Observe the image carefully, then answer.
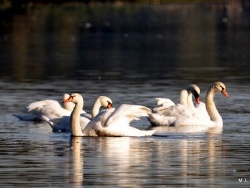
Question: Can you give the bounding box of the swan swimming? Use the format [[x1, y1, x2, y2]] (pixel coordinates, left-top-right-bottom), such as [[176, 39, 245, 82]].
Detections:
[[64, 93, 155, 137], [153, 84, 201, 117], [13, 94, 85, 122], [148, 82, 229, 132], [42, 95, 112, 132]]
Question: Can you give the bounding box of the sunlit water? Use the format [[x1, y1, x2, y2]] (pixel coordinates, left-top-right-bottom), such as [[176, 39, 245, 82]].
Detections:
[[1, 2, 250, 187]]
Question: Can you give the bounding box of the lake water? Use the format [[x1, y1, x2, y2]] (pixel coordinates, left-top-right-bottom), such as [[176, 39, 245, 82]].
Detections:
[[1, 2, 250, 187]]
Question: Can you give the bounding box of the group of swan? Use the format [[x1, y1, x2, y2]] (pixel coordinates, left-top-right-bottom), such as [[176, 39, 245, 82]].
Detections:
[[64, 93, 155, 137], [14, 81, 229, 136], [148, 82, 229, 132]]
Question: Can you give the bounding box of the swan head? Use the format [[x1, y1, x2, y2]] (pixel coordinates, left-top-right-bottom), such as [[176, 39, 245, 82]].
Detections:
[[98, 96, 113, 108], [212, 82, 229, 98], [64, 93, 83, 104], [187, 84, 200, 104], [63, 93, 70, 101]]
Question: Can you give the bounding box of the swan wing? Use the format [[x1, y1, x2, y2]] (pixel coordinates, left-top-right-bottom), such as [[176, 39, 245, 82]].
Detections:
[[39, 104, 71, 120], [105, 104, 151, 127], [156, 98, 175, 107], [153, 98, 175, 114], [148, 113, 176, 126], [27, 100, 60, 113], [83, 105, 154, 137]]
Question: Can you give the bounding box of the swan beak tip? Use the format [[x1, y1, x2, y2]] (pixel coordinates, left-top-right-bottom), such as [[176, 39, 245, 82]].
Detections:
[[195, 97, 200, 104], [64, 98, 72, 103], [107, 103, 112, 109], [222, 90, 229, 98]]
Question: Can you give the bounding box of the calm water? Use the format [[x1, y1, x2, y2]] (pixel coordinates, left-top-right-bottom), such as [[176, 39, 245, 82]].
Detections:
[[1, 2, 250, 187]]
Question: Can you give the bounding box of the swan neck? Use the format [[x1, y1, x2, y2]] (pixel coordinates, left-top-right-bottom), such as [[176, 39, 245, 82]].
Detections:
[[187, 93, 194, 108], [63, 102, 74, 112], [92, 98, 101, 117], [70, 100, 84, 136], [205, 88, 223, 126], [180, 90, 188, 106]]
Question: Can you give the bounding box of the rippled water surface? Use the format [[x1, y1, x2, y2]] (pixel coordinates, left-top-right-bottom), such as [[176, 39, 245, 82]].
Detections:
[[1, 2, 250, 187]]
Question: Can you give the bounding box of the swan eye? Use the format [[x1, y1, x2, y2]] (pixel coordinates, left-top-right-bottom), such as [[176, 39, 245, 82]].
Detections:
[[220, 86, 224, 91], [193, 91, 199, 98]]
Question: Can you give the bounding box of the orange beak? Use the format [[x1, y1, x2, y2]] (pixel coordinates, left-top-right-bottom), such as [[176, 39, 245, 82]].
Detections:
[[195, 97, 200, 104], [221, 90, 229, 98], [63, 96, 74, 103], [107, 103, 112, 109]]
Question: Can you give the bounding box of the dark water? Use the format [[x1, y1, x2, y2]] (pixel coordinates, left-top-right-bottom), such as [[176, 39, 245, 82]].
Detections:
[[0, 2, 250, 187]]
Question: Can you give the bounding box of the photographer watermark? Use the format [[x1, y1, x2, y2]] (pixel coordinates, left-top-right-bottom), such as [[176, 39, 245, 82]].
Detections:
[[238, 178, 248, 183]]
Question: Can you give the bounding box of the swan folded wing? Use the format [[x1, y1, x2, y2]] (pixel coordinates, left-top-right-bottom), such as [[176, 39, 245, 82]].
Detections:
[[148, 113, 176, 126], [153, 98, 175, 114], [166, 104, 194, 118], [194, 102, 210, 120], [27, 100, 60, 113], [104, 104, 151, 127], [156, 98, 175, 107], [153, 106, 171, 115], [87, 115, 155, 137], [39, 104, 70, 119], [82, 106, 155, 137]]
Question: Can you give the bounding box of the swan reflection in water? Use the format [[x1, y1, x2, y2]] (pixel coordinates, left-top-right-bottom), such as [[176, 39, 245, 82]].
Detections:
[[68, 134, 224, 187], [69, 137, 84, 186]]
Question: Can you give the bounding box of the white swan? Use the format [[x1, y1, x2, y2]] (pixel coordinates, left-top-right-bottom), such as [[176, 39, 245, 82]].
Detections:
[[64, 93, 155, 137], [13, 94, 85, 122], [148, 82, 229, 131], [153, 84, 201, 115], [42, 95, 113, 132]]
